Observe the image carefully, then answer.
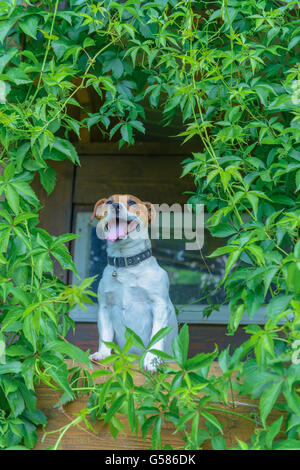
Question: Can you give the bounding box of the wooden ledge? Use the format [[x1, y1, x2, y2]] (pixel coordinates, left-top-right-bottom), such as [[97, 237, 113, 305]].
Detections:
[[34, 360, 280, 450]]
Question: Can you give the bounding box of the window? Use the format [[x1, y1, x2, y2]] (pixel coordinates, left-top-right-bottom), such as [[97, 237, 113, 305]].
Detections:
[[71, 210, 267, 324]]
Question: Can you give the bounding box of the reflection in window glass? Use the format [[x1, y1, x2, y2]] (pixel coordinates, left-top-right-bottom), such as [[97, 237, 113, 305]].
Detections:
[[87, 223, 226, 307]]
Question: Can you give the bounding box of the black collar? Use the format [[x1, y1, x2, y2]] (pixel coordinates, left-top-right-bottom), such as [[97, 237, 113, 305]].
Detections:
[[107, 248, 152, 268]]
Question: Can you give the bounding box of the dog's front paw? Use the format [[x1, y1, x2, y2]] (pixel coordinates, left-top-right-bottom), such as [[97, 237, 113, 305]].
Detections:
[[144, 352, 162, 372], [89, 348, 111, 362]]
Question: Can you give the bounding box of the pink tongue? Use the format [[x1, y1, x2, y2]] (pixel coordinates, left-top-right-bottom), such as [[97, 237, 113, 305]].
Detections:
[[105, 220, 128, 242]]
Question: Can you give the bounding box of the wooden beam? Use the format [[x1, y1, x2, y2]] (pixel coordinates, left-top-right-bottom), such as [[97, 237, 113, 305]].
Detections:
[[75, 141, 200, 156], [73, 154, 195, 206]]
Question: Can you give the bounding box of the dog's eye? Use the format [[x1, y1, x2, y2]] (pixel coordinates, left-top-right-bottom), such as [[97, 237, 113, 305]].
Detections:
[[128, 200, 137, 206], [106, 200, 113, 205]]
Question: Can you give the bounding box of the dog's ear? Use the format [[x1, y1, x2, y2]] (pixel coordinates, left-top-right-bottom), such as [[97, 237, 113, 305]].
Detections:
[[144, 202, 156, 226], [90, 198, 107, 221]]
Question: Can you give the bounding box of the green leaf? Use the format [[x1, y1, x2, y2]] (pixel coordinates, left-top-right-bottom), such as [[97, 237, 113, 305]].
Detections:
[[141, 415, 158, 440], [259, 381, 283, 427], [185, 349, 217, 371], [210, 224, 237, 237], [273, 439, 300, 450], [51, 244, 77, 272], [6, 390, 25, 417], [51, 233, 79, 246], [152, 415, 162, 449], [228, 303, 245, 334], [191, 412, 199, 443], [4, 162, 15, 180], [104, 394, 126, 424], [5, 184, 20, 213], [265, 416, 283, 449], [172, 324, 189, 368], [125, 328, 145, 350], [0, 361, 22, 375], [23, 408, 47, 427], [287, 263, 300, 294], [0, 227, 11, 252], [14, 226, 31, 249], [51, 39, 70, 60], [12, 181, 39, 205], [97, 377, 113, 412], [19, 15, 40, 39], [21, 419, 38, 449], [0, 47, 18, 73], [18, 381, 37, 414], [246, 194, 259, 218], [180, 161, 199, 178], [127, 394, 135, 433], [225, 249, 241, 277], [207, 245, 237, 258], [176, 410, 195, 430], [39, 167, 56, 195], [46, 341, 91, 366], [120, 124, 132, 144], [295, 169, 300, 192], [23, 316, 37, 351], [40, 354, 73, 400], [21, 357, 35, 390], [262, 267, 279, 297], [52, 138, 79, 164], [266, 295, 292, 319], [245, 287, 264, 318], [148, 349, 173, 360], [108, 58, 123, 79], [1, 308, 23, 331], [288, 35, 300, 50], [200, 411, 223, 434], [0, 19, 16, 43], [6, 344, 31, 357], [212, 435, 226, 450], [129, 120, 145, 134], [246, 244, 265, 266], [90, 369, 112, 378], [148, 327, 174, 349]]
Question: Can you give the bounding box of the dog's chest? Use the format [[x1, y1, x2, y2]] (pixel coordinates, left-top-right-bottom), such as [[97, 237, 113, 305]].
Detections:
[[101, 267, 151, 306]]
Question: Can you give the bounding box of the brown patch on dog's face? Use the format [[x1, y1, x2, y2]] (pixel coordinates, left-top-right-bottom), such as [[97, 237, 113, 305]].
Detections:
[[90, 198, 108, 221], [91, 194, 156, 226]]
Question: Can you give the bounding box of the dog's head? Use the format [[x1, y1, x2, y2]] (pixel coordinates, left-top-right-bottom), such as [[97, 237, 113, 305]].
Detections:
[[91, 194, 156, 242]]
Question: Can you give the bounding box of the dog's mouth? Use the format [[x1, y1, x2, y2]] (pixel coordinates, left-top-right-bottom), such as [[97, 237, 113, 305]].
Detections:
[[104, 216, 139, 242]]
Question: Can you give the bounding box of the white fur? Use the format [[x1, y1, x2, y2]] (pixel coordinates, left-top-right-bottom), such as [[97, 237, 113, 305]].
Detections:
[[89, 201, 178, 372]]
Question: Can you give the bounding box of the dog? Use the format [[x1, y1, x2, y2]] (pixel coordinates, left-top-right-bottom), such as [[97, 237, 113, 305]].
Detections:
[[88, 194, 178, 371]]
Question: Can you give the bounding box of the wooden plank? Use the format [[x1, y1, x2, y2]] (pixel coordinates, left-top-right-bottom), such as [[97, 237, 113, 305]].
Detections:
[[75, 141, 200, 156], [66, 323, 250, 358], [74, 155, 194, 205], [34, 360, 283, 450]]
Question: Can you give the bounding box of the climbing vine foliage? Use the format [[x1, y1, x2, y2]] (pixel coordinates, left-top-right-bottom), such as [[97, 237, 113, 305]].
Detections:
[[0, 0, 300, 450]]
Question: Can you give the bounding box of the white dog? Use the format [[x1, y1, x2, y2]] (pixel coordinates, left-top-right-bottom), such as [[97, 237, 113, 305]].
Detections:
[[89, 194, 178, 371]]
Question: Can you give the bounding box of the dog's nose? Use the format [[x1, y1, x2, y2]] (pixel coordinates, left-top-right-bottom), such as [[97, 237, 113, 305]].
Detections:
[[112, 202, 120, 211]]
